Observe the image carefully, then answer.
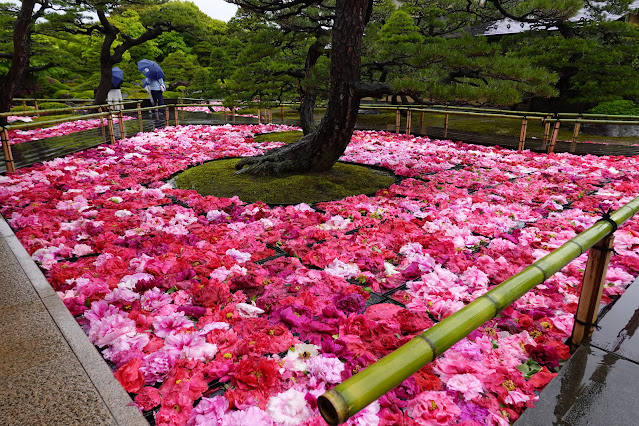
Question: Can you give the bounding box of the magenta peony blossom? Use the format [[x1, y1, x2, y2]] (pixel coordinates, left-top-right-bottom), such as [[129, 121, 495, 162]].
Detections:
[[407, 391, 461, 425], [140, 351, 175, 384], [152, 312, 194, 338], [187, 396, 228, 426]]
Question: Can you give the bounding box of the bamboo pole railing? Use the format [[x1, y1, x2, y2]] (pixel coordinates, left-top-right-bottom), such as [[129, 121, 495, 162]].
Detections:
[[318, 195, 639, 425]]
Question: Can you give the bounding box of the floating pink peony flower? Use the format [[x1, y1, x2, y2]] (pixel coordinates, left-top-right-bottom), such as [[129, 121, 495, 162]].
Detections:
[[152, 312, 194, 338], [446, 373, 484, 400], [265, 388, 313, 425], [407, 391, 461, 425]]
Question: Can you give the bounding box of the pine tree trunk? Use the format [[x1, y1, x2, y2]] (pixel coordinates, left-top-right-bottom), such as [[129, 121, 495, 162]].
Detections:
[[236, 0, 372, 176], [0, 0, 36, 125], [299, 90, 317, 136], [298, 36, 327, 135], [94, 31, 118, 106]]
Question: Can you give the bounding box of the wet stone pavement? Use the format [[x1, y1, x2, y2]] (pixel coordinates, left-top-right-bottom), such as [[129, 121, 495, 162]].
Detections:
[[0, 217, 147, 425], [515, 277, 639, 425]]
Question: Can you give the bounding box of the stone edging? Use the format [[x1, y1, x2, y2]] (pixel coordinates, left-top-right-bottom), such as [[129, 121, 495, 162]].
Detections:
[[0, 216, 148, 426]]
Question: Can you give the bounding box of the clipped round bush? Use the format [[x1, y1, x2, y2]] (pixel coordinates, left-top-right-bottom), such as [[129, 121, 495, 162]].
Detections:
[[587, 100, 639, 116], [163, 90, 180, 98], [10, 105, 36, 113], [72, 90, 94, 99], [52, 90, 71, 99], [37, 102, 69, 110]]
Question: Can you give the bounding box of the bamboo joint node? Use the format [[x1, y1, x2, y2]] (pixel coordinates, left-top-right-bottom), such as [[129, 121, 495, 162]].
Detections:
[[414, 334, 438, 358], [529, 263, 548, 281]]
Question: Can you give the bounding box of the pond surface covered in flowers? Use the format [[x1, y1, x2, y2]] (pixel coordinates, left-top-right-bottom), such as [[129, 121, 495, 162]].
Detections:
[[1, 124, 639, 425]]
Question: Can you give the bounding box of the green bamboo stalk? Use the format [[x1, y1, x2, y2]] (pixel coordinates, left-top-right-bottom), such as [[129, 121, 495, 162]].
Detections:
[[318, 195, 639, 425]]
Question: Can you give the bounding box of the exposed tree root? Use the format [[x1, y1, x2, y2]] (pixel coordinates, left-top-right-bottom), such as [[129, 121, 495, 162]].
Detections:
[[234, 138, 316, 177]]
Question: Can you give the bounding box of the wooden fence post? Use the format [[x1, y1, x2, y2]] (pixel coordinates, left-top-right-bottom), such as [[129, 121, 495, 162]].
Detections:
[[541, 116, 551, 150], [1, 127, 16, 173], [518, 118, 528, 151], [257, 107, 261, 124], [571, 118, 581, 153], [106, 113, 116, 144], [268, 108, 272, 124], [570, 234, 615, 352], [34, 100, 39, 117], [118, 110, 125, 139], [164, 106, 169, 126], [174, 105, 179, 126], [444, 110, 449, 138], [98, 107, 106, 140], [22, 100, 27, 110], [547, 121, 560, 154], [406, 110, 412, 135], [137, 103, 143, 133], [419, 111, 424, 130], [395, 109, 400, 134]]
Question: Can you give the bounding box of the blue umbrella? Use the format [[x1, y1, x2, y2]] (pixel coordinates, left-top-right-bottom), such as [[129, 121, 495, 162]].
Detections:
[[137, 59, 165, 80], [111, 67, 124, 89]]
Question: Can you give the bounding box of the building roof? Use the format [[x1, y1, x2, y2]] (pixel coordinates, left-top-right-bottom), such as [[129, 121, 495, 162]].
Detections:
[[480, 1, 639, 36]]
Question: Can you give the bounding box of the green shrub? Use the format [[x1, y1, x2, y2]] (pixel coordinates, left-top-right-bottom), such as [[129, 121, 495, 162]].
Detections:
[[72, 90, 94, 99], [587, 100, 639, 116], [163, 90, 180, 98], [37, 102, 69, 110], [52, 89, 71, 99], [10, 105, 36, 113]]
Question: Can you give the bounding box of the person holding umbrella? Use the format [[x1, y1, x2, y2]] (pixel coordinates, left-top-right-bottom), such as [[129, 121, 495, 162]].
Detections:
[[138, 59, 166, 114], [108, 67, 124, 111]]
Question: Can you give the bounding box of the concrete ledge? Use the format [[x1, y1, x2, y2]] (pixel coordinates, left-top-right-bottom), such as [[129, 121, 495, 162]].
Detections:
[[0, 216, 148, 426]]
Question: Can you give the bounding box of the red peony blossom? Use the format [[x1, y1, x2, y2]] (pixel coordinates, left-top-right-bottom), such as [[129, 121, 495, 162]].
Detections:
[[134, 386, 162, 411], [114, 358, 145, 393]]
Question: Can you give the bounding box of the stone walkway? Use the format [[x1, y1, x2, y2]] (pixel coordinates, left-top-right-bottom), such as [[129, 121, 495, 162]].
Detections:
[[516, 276, 639, 425], [0, 216, 147, 426]]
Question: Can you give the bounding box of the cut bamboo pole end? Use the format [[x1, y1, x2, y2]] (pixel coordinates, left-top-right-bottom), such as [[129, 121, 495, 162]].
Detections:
[[318, 390, 349, 426]]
